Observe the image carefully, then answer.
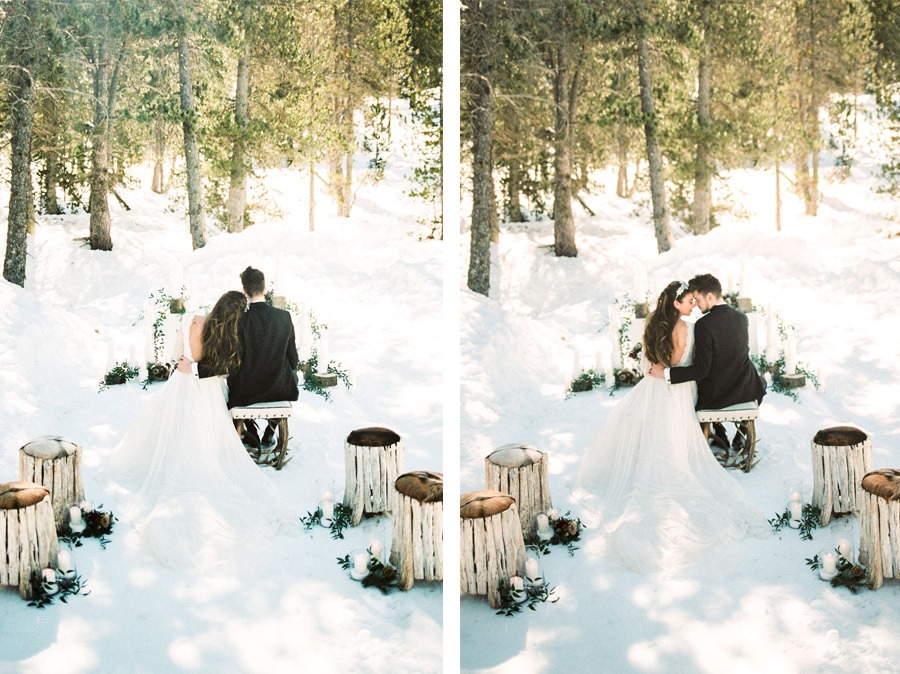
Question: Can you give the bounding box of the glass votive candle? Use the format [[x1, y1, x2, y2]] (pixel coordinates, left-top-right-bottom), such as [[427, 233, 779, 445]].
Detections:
[[818, 549, 839, 581], [349, 548, 369, 581]]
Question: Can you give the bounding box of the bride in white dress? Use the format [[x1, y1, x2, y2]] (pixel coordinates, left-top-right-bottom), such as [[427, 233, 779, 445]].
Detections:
[[575, 281, 765, 575], [106, 291, 297, 571]]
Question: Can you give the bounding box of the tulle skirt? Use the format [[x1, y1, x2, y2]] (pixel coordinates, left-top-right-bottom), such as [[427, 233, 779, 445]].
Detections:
[[106, 371, 297, 572], [574, 376, 765, 575]]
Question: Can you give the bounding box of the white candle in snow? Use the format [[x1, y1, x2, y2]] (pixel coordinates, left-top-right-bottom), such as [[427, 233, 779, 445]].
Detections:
[[836, 539, 853, 560], [525, 558, 543, 586], [784, 336, 797, 374], [79, 500, 93, 512], [57, 550, 73, 575], [571, 346, 581, 379], [321, 490, 333, 503], [42, 568, 58, 595], [766, 305, 779, 362], [69, 506, 83, 526], [789, 501, 803, 528], [747, 313, 760, 357], [547, 508, 558, 520], [317, 341, 330, 372], [369, 540, 384, 562], [320, 500, 334, 525], [536, 513, 553, 542], [821, 551, 837, 574], [353, 552, 369, 576]]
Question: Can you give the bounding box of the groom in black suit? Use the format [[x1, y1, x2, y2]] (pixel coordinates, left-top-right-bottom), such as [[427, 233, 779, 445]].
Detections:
[[227, 266, 300, 447], [650, 274, 765, 443]]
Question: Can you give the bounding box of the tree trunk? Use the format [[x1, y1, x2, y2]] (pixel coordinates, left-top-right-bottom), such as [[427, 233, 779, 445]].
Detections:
[[342, 143, 353, 217], [89, 34, 113, 251], [152, 114, 165, 193], [507, 157, 524, 222], [616, 120, 629, 198], [226, 42, 250, 233], [308, 161, 316, 232], [637, 35, 672, 253], [551, 47, 577, 258], [466, 0, 495, 297], [692, 0, 712, 235], [3, 0, 37, 287], [176, 19, 207, 250], [43, 145, 61, 215]]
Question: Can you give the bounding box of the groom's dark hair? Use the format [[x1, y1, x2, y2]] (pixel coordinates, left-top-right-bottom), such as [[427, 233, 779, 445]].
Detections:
[[688, 274, 722, 298], [240, 266, 266, 296]]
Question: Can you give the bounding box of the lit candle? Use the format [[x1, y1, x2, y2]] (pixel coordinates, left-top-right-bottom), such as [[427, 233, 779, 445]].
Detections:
[[369, 540, 384, 563], [510, 575, 526, 603], [353, 552, 369, 576], [788, 490, 802, 504], [79, 500, 93, 512], [836, 539, 853, 561], [536, 514, 553, 542], [525, 558, 542, 586], [547, 508, 558, 520], [765, 305, 779, 363], [321, 490, 333, 503], [784, 335, 797, 375], [821, 551, 837, 575], [571, 346, 581, 379], [320, 500, 334, 525], [42, 568, 58, 595], [57, 550, 74, 578], [69, 506, 85, 534], [789, 501, 802, 528]]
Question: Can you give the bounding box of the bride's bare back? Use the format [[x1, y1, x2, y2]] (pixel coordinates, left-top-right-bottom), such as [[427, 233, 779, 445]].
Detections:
[[189, 316, 205, 361]]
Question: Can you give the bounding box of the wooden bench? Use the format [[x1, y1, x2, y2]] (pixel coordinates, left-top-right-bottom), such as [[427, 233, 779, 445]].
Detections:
[[697, 401, 759, 472], [230, 402, 292, 470]]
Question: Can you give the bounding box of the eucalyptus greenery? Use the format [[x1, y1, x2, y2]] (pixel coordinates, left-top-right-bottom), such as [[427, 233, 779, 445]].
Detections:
[[57, 505, 116, 550], [806, 553, 869, 593], [566, 368, 605, 398], [336, 552, 400, 595], [99, 362, 140, 391], [300, 502, 353, 540], [27, 572, 89, 609], [495, 580, 558, 617], [769, 503, 822, 541]]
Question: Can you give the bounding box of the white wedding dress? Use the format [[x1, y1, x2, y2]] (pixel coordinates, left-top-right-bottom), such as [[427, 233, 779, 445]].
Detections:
[[106, 314, 297, 571], [575, 319, 765, 575]]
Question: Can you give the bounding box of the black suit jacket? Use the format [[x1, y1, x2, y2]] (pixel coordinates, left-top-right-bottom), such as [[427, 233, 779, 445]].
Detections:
[[669, 303, 766, 410], [200, 302, 299, 408]]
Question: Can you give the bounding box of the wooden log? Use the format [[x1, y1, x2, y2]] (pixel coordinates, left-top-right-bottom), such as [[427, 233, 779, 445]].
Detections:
[[459, 490, 525, 608], [777, 373, 806, 389], [309, 372, 338, 388], [0, 493, 56, 599], [811, 426, 872, 526], [19, 436, 85, 529], [343, 427, 404, 526], [484, 444, 552, 539]]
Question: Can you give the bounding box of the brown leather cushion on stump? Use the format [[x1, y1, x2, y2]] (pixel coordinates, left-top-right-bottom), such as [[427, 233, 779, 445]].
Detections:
[[396, 471, 443, 503], [460, 490, 515, 519], [346, 427, 401, 447], [0, 482, 50, 509], [813, 426, 868, 447], [862, 469, 900, 501]]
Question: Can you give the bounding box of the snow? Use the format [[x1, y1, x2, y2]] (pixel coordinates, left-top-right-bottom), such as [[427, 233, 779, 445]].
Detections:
[[0, 103, 442, 673], [460, 97, 900, 673]]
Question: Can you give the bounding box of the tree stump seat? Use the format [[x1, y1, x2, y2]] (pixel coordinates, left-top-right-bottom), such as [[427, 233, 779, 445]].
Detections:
[[390, 471, 443, 590], [460, 489, 525, 609], [697, 401, 759, 472], [484, 444, 551, 538], [18, 435, 85, 528], [811, 425, 872, 525], [859, 469, 900, 589], [0, 482, 58, 600], [343, 426, 404, 526], [231, 402, 293, 470]]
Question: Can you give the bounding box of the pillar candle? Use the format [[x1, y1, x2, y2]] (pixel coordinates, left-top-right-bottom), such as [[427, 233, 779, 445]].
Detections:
[[747, 313, 760, 357], [353, 552, 369, 575], [369, 540, 384, 563], [571, 347, 581, 379], [57, 550, 73, 574], [784, 335, 797, 374]]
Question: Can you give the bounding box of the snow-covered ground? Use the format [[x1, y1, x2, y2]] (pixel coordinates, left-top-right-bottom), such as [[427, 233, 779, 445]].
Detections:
[[0, 103, 443, 673], [460, 98, 900, 673]]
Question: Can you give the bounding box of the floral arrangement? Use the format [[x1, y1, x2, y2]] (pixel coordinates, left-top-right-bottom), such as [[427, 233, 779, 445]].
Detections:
[[142, 361, 172, 388], [806, 553, 869, 593], [27, 570, 88, 609], [768, 503, 822, 541], [337, 550, 399, 594], [566, 368, 605, 398], [99, 362, 140, 391], [536, 510, 584, 556], [750, 306, 820, 402], [495, 577, 557, 617], [58, 502, 116, 549], [300, 501, 353, 540]]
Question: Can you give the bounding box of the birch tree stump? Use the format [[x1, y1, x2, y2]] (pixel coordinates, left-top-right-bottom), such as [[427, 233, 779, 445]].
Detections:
[[811, 426, 872, 526], [343, 427, 404, 526], [1, 483, 58, 600], [484, 444, 551, 539], [858, 469, 900, 589], [460, 489, 525, 609], [390, 471, 443, 590], [18, 436, 85, 529]]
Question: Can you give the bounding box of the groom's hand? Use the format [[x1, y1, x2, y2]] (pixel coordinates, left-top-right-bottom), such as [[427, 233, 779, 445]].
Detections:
[[175, 356, 192, 374], [648, 363, 665, 379]]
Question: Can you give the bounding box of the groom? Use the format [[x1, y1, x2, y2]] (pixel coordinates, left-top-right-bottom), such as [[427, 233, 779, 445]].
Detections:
[[649, 273, 765, 443]]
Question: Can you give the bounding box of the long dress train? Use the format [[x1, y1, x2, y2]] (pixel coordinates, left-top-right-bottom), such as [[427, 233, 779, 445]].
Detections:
[[106, 314, 297, 571], [574, 320, 765, 575]]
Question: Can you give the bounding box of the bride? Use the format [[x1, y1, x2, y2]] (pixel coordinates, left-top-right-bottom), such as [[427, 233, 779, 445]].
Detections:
[[575, 281, 764, 575], [106, 290, 297, 571]]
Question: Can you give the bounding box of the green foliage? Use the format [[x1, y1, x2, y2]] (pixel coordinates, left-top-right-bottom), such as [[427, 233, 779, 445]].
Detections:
[[769, 503, 822, 541], [566, 368, 605, 398], [99, 362, 140, 390], [495, 579, 558, 617]]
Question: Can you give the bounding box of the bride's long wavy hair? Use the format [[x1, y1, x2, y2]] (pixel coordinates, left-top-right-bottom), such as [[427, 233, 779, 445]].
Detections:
[[201, 290, 247, 375], [643, 281, 690, 366]]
